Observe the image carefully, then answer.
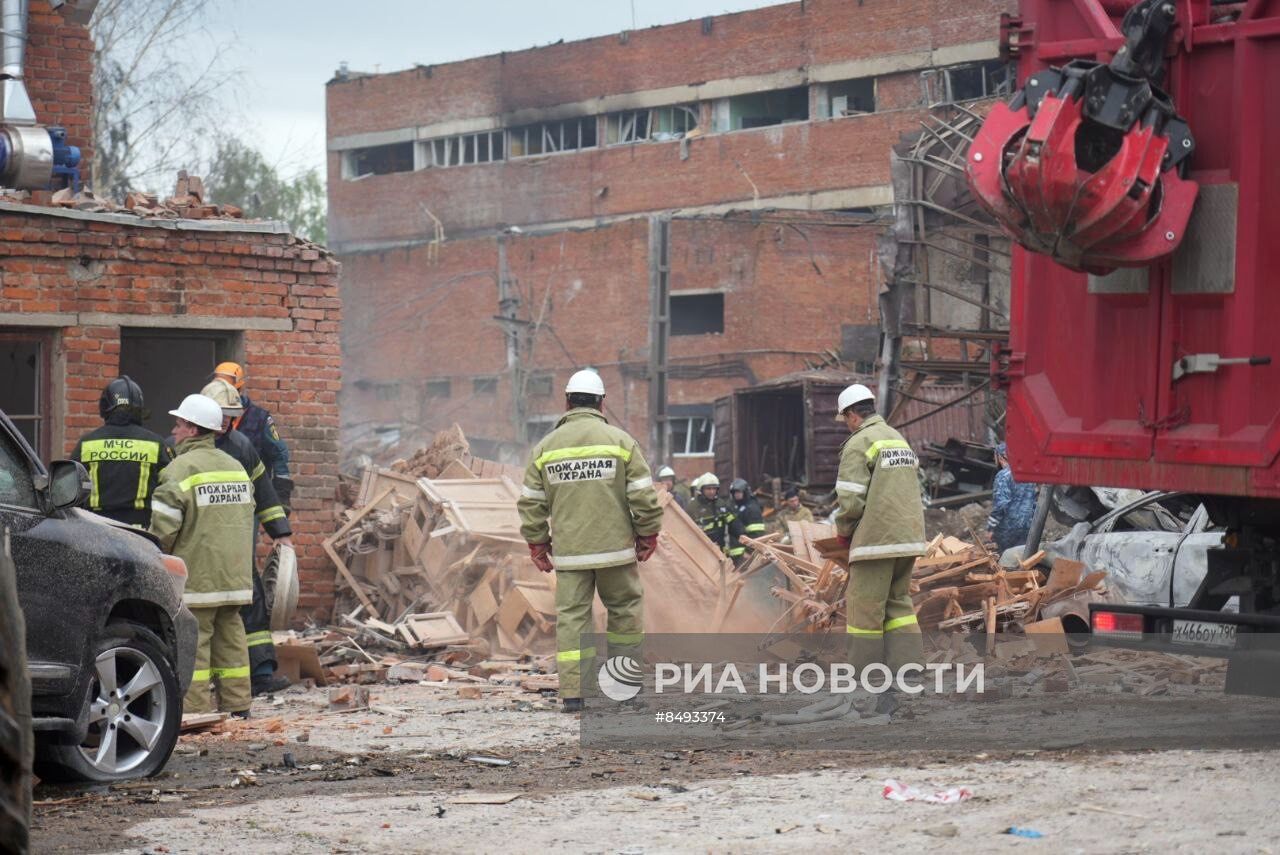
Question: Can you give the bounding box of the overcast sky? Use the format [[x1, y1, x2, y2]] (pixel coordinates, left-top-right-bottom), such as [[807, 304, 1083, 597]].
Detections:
[[210, 0, 783, 179]]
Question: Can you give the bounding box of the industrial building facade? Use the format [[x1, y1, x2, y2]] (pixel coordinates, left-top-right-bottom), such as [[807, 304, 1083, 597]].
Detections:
[[327, 0, 1015, 480], [0, 6, 343, 616]]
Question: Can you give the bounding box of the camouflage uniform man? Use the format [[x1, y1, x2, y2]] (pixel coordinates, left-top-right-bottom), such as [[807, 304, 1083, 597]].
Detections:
[[517, 370, 664, 713]]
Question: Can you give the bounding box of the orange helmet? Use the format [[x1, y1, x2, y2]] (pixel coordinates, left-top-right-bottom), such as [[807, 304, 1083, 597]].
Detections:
[[213, 361, 245, 390]]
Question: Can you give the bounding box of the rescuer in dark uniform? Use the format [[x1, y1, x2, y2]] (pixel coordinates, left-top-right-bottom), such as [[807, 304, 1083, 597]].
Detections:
[[729, 478, 767, 538], [202, 379, 293, 696], [72, 376, 174, 527]]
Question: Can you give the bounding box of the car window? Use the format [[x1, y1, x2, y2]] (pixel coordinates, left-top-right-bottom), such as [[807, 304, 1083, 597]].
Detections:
[[0, 426, 37, 508]]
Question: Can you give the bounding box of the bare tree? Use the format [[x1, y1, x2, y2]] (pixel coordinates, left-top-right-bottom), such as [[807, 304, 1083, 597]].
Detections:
[[89, 0, 237, 199]]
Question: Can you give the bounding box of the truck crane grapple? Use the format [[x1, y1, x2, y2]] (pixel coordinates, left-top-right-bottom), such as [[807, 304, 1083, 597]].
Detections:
[[966, 0, 1280, 694]]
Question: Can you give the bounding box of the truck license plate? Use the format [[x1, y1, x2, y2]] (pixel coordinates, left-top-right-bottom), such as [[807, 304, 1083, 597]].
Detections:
[[1172, 620, 1237, 650]]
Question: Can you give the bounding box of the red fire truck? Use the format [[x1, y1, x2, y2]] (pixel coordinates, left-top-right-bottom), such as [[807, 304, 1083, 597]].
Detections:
[[965, 0, 1280, 691]]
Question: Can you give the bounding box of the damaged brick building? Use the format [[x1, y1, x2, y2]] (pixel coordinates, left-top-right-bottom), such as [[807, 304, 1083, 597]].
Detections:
[[0, 4, 342, 615], [328, 0, 1014, 481]]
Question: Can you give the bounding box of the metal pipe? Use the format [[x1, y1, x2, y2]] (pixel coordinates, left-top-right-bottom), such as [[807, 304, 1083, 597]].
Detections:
[[0, 0, 34, 125], [1022, 484, 1056, 562]]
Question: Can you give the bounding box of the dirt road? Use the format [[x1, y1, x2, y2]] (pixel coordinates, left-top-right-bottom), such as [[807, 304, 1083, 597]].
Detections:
[[30, 682, 1280, 853]]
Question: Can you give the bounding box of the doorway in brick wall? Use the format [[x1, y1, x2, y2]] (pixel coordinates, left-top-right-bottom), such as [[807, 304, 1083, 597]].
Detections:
[[119, 329, 242, 436], [0, 330, 53, 459]]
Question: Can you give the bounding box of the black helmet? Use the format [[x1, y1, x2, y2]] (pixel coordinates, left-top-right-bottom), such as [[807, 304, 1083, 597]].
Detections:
[[729, 478, 749, 494], [99, 376, 144, 422]]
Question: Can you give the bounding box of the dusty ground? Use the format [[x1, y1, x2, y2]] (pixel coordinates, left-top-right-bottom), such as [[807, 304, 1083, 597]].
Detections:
[[29, 680, 1280, 854]]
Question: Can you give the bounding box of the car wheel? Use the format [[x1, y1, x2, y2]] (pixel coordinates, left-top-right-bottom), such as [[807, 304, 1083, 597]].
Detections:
[[0, 534, 32, 855], [38, 623, 181, 783]]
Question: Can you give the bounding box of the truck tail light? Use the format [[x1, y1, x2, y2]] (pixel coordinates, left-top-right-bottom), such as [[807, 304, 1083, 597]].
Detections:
[[162, 554, 187, 596], [1092, 610, 1144, 638]]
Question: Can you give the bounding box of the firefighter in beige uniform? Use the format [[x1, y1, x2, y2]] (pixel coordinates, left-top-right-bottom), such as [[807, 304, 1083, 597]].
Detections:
[[149, 394, 257, 716], [517, 370, 664, 713], [833, 384, 927, 682]]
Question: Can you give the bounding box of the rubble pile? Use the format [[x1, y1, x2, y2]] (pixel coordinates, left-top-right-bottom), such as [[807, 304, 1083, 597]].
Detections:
[[323, 425, 746, 666], [49, 171, 249, 220], [734, 527, 1108, 642]]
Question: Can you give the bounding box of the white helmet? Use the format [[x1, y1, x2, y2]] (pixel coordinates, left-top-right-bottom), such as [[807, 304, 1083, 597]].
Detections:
[[836, 383, 875, 420], [691, 472, 720, 489], [169, 394, 225, 432], [565, 369, 605, 397], [201, 378, 245, 416], [656, 466, 676, 479]]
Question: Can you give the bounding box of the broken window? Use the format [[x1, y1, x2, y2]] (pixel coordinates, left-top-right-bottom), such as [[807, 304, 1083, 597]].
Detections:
[[827, 77, 876, 117], [425, 379, 452, 398], [670, 415, 715, 456], [604, 104, 699, 144], [0, 331, 51, 459], [344, 141, 415, 179], [670, 292, 724, 336], [473, 376, 497, 394], [526, 374, 554, 397], [728, 86, 808, 130], [922, 60, 1015, 105], [426, 130, 505, 168], [507, 118, 597, 159]]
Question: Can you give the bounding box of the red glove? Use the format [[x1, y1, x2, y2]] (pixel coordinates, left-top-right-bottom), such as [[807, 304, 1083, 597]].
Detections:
[[835, 533, 851, 548], [635, 533, 659, 562], [528, 541, 554, 573]]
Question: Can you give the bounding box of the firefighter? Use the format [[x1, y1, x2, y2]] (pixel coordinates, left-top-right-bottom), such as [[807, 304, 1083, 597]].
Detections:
[[689, 473, 744, 560], [149, 394, 256, 717], [213, 362, 294, 511], [200, 379, 293, 696], [770, 487, 814, 535], [654, 465, 686, 510], [729, 478, 767, 537], [833, 383, 926, 713], [517, 369, 663, 713], [72, 376, 173, 527]]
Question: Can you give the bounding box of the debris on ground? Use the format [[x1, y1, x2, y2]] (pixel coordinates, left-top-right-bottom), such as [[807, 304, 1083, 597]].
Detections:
[[882, 779, 974, 804]]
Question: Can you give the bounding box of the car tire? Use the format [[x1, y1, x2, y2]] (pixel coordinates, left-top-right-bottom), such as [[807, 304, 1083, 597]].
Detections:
[[37, 622, 181, 784], [0, 534, 32, 855]]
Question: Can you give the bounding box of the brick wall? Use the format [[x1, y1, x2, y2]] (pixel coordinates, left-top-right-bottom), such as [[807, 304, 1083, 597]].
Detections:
[[341, 210, 880, 474], [325, 0, 1015, 244], [25, 4, 95, 180], [0, 207, 342, 617]]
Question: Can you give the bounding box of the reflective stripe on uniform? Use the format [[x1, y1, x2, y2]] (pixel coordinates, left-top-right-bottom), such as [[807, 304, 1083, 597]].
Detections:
[[134, 461, 151, 510], [535, 444, 632, 470], [607, 631, 643, 645], [150, 501, 183, 522], [727, 546, 745, 557], [884, 614, 919, 632], [521, 485, 546, 500], [80, 438, 161, 464], [179, 470, 251, 491], [556, 646, 597, 662], [257, 505, 286, 524], [191, 669, 211, 682], [846, 625, 884, 637], [183, 588, 253, 605], [849, 542, 930, 559], [211, 666, 251, 679], [744, 523, 766, 533], [246, 630, 273, 648], [553, 548, 637, 568], [865, 439, 912, 461], [251, 461, 266, 480], [835, 480, 866, 495], [626, 476, 653, 493], [88, 461, 100, 509]]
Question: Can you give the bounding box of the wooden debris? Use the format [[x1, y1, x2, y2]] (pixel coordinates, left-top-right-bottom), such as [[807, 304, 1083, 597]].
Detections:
[[180, 712, 228, 733]]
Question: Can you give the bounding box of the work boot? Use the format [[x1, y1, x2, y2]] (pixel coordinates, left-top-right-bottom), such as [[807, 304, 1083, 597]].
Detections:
[[562, 698, 584, 713], [230, 709, 251, 720], [874, 690, 900, 717], [252, 673, 291, 696]]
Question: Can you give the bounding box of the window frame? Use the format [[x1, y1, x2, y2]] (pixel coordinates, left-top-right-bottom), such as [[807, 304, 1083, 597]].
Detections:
[[669, 415, 715, 457], [0, 330, 52, 462]]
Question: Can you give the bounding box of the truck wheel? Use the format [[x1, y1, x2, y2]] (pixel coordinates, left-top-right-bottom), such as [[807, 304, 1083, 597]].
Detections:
[[37, 623, 181, 783], [0, 535, 32, 855]]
